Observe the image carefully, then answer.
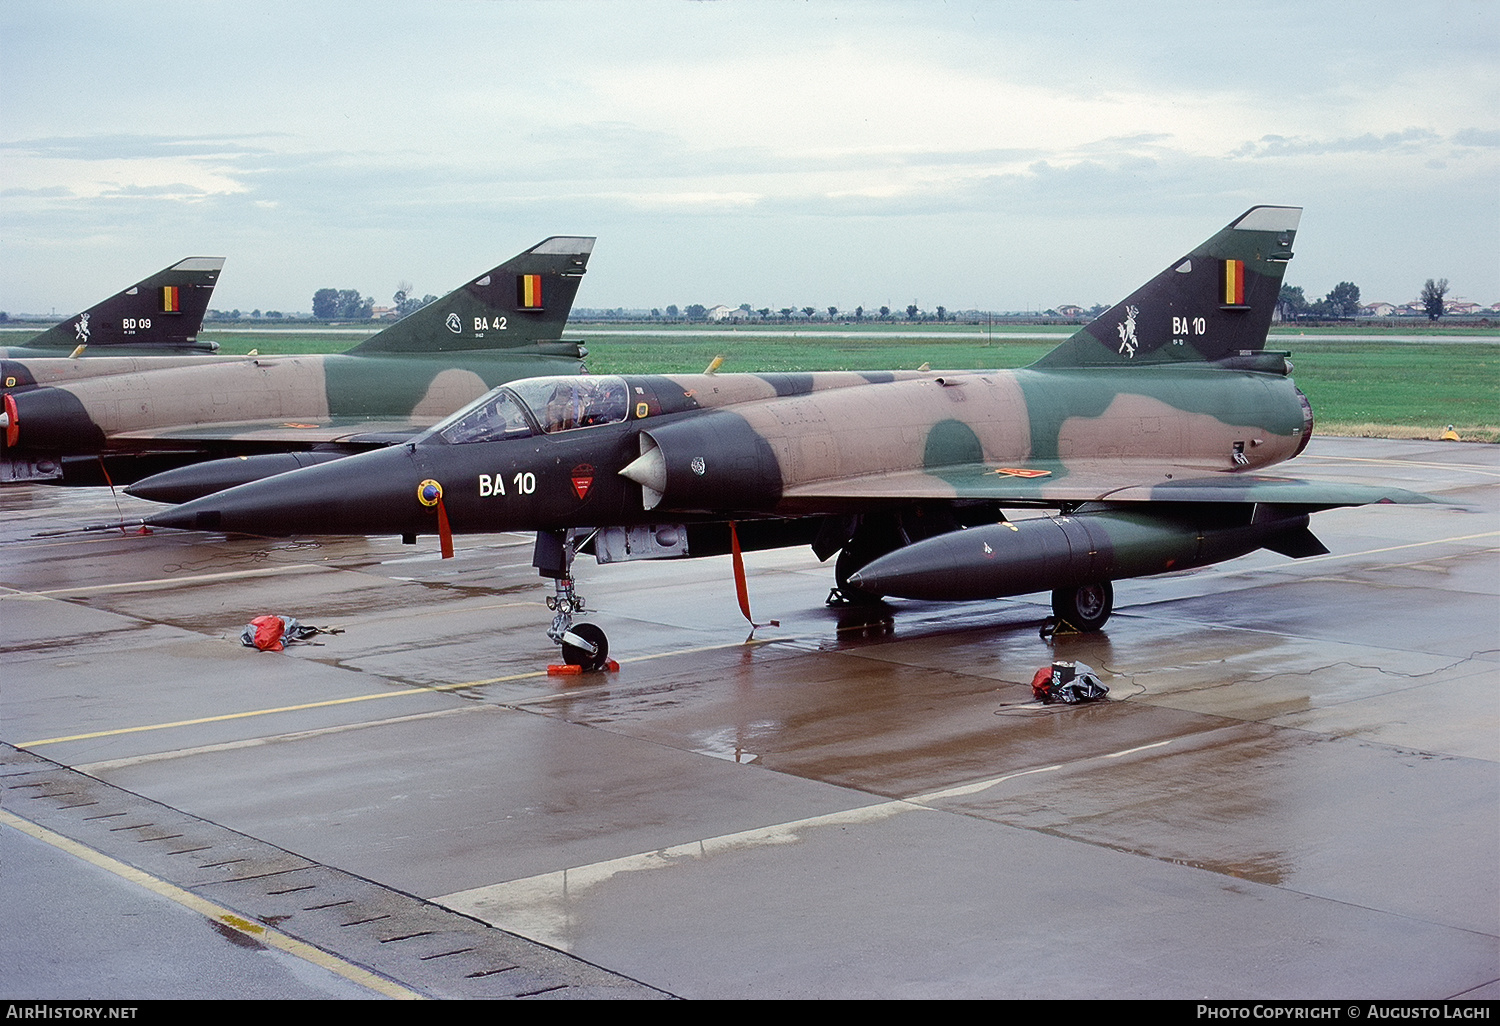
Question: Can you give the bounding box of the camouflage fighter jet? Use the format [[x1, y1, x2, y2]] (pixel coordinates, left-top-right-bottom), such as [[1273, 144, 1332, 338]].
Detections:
[[1, 238, 594, 485], [0, 256, 225, 360], [139, 207, 1428, 667]]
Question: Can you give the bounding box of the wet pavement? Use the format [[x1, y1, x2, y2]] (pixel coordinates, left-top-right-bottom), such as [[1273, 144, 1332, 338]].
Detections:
[[1, 437, 1496, 999]]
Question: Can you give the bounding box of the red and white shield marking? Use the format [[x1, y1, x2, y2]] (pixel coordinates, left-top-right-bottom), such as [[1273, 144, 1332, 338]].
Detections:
[[571, 464, 595, 500]]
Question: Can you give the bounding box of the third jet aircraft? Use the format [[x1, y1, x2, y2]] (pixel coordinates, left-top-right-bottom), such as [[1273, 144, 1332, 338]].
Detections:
[[2, 238, 594, 486], [0, 256, 225, 361]]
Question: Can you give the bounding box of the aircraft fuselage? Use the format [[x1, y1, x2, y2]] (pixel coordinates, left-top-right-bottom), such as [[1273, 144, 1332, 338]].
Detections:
[[143, 366, 1313, 541]]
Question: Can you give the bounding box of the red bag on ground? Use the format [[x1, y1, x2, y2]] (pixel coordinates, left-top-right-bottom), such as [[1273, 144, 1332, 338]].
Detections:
[[246, 615, 286, 652]]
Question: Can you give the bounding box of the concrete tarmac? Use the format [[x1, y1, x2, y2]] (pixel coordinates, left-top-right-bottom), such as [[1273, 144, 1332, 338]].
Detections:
[[1, 437, 1496, 999]]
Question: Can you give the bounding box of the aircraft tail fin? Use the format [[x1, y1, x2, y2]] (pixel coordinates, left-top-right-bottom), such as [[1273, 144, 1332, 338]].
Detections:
[[1033, 206, 1301, 368], [349, 237, 595, 355], [24, 257, 224, 353]]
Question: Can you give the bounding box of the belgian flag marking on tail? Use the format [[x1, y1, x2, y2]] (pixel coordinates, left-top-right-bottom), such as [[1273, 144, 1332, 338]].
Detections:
[[518, 273, 543, 309], [1221, 259, 1246, 307], [161, 285, 181, 313]]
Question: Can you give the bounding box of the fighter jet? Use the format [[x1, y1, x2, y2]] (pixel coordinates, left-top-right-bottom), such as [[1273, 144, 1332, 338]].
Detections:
[[139, 208, 1428, 667], [1, 238, 594, 485], [0, 256, 225, 359]]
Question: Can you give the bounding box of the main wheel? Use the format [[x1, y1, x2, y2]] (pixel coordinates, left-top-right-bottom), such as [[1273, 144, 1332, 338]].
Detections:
[[561, 622, 609, 670], [1051, 581, 1113, 632]]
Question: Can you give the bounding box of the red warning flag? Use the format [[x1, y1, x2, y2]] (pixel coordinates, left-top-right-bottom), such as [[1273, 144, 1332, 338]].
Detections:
[[436, 495, 454, 559], [730, 521, 778, 631]]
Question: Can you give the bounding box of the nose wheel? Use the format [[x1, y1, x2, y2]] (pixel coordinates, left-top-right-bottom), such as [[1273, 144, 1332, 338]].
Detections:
[[559, 621, 609, 671]]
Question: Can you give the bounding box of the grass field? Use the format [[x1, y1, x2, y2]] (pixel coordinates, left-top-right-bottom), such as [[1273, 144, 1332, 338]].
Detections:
[[4, 325, 1496, 442], [588, 335, 1499, 442]]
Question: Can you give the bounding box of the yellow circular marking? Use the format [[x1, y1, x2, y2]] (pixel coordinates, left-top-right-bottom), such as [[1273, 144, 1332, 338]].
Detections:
[[417, 479, 443, 507]]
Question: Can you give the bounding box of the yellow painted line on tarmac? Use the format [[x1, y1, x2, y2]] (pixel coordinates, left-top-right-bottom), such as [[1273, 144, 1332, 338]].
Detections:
[[17, 674, 541, 748], [0, 808, 422, 1000], [19, 638, 785, 748]]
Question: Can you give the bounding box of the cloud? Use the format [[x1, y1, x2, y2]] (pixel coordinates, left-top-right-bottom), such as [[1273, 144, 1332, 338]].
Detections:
[[1229, 128, 1442, 158], [3, 134, 280, 161], [2, 1, 1496, 313], [1452, 128, 1500, 148]]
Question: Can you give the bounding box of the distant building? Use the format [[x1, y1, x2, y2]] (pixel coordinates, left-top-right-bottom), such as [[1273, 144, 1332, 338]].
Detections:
[[707, 305, 753, 322]]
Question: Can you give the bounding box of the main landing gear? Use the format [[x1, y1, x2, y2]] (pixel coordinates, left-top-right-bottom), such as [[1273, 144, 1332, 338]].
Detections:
[[536, 529, 611, 671], [1050, 581, 1114, 633]]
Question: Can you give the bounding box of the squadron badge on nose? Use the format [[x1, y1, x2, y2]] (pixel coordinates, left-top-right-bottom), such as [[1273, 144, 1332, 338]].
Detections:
[[571, 464, 595, 500]]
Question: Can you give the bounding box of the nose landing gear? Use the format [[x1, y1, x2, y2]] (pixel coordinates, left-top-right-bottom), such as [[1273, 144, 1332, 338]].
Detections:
[[537, 529, 611, 671]]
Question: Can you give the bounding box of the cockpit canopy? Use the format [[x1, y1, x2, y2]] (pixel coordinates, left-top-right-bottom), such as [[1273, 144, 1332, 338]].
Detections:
[[434, 376, 630, 444]]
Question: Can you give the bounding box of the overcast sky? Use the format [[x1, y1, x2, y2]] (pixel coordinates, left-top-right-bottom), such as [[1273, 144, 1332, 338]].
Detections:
[[3, 0, 1496, 318]]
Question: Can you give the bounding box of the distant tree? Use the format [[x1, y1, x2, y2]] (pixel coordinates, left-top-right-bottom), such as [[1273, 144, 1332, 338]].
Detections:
[[419, 294, 437, 308], [855, 306, 863, 321], [879, 305, 890, 319], [0, 312, 8, 323], [802, 306, 815, 318], [264, 311, 284, 319], [251, 309, 261, 319], [684, 304, 707, 321], [935, 305, 946, 321], [739, 303, 752, 313], [757, 307, 771, 319], [312, 288, 339, 319], [827, 306, 838, 320], [666, 304, 680, 319], [393, 281, 424, 318], [1324, 281, 1361, 319], [651, 308, 661, 318], [1277, 285, 1308, 322], [1420, 278, 1449, 321], [905, 304, 919, 320], [779, 307, 793, 321]]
